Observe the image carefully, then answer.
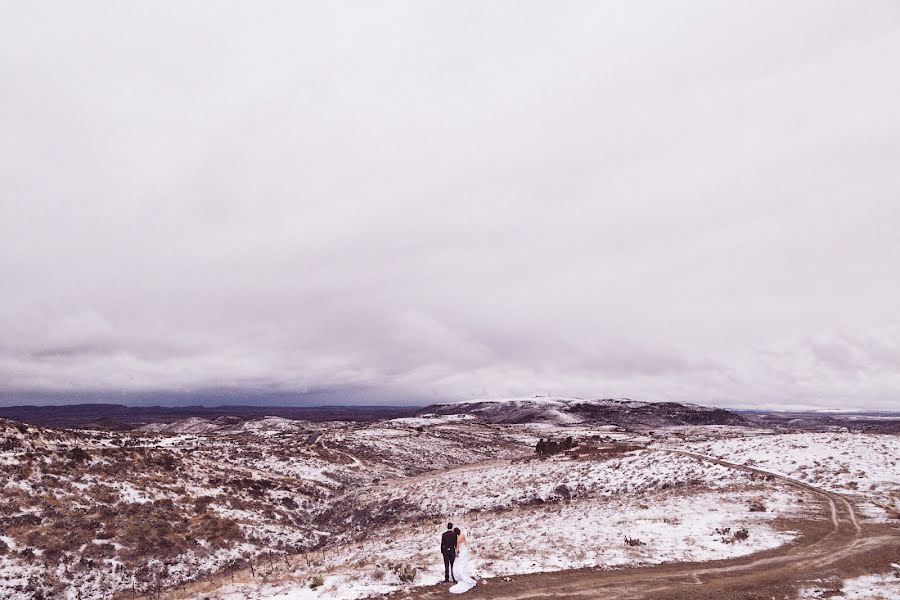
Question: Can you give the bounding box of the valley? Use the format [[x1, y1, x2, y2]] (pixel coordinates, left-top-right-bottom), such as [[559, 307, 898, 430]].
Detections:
[[1, 398, 898, 600]]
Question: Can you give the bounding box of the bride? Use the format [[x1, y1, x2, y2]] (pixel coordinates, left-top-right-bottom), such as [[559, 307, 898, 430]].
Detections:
[[449, 527, 476, 593]]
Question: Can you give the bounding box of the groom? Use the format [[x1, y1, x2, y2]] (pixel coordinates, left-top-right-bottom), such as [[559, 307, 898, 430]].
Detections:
[[440, 522, 457, 583]]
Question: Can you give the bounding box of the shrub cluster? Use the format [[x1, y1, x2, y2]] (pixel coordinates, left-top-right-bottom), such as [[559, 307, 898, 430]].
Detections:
[[535, 436, 576, 456], [714, 527, 750, 544]]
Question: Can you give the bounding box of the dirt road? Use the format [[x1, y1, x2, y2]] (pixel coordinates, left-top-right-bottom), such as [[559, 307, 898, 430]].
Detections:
[[397, 451, 900, 600]]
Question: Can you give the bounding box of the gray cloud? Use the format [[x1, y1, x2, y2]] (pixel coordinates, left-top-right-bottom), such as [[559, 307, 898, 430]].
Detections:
[[2, 2, 899, 408]]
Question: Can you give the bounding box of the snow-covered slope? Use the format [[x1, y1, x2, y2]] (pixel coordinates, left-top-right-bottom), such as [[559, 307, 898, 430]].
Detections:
[[685, 433, 900, 521], [0, 415, 529, 600], [136, 415, 307, 435], [423, 396, 748, 427]]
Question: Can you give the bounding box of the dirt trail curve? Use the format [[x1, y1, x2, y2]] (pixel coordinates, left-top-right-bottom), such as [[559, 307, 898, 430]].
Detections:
[[396, 450, 900, 600]]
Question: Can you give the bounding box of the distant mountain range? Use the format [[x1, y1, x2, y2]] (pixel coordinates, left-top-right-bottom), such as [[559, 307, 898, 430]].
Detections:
[[0, 397, 749, 431], [4, 398, 897, 433], [422, 396, 749, 427], [136, 415, 310, 435], [0, 403, 417, 429]]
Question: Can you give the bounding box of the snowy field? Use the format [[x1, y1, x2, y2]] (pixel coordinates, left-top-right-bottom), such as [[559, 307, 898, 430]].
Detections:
[[799, 568, 900, 599], [682, 433, 900, 521], [207, 486, 811, 600], [0, 417, 525, 600], [3, 413, 898, 600], [336, 449, 776, 515], [197, 449, 815, 600]]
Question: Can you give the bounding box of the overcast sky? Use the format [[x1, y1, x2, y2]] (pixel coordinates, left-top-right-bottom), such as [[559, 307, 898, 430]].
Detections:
[[2, 2, 899, 408]]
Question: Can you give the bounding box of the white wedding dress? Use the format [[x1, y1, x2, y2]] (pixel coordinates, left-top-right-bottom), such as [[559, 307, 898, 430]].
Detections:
[[449, 539, 476, 594]]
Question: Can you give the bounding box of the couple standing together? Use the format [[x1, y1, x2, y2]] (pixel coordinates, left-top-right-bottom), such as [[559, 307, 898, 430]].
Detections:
[[440, 523, 476, 593]]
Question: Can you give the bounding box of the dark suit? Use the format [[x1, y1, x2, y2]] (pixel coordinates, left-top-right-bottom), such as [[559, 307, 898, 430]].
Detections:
[[440, 529, 458, 581]]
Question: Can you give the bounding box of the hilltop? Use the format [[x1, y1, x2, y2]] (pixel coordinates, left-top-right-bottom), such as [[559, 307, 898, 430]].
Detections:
[[422, 396, 749, 427]]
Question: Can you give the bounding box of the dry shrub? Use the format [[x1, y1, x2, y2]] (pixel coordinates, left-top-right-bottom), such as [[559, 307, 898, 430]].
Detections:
[[748, 500, 766, 512], [715, 527, 750, 544], [388, 562, 417, 583]]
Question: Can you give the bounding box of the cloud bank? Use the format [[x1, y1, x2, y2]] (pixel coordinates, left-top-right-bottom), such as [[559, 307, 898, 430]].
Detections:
[[2, 2, 899, 408]]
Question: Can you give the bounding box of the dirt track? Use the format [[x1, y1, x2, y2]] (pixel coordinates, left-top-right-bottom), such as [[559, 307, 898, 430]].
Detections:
[[397, 451, 900, 600]]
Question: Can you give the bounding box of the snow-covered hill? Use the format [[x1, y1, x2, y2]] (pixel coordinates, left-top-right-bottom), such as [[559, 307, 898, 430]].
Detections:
[[422, 396, 748, 427], [136, 415, 308, 435], [0, 414, 526, 599]]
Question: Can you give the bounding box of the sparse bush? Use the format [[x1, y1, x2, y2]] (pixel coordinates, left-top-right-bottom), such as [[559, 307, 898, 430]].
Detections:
[[68, 446, 90, 463], [0, 436, 21, 451], [550, 484, 572, 502], [388, 561, 417, 583], [0, 538, 8, 555], [24, 573, 55, 600], [748, 500, 766, 512], [716, 526, 750, 544], [372, 567, 386, 581], [193, 495, 215, 514]]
